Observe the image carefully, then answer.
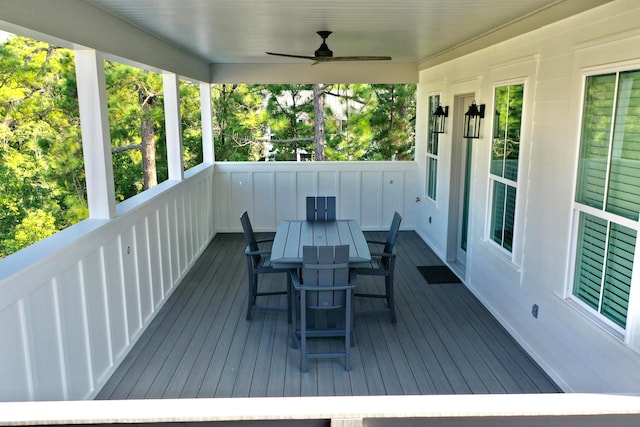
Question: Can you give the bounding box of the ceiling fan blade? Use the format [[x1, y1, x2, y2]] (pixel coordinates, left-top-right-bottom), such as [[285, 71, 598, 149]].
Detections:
[[265, 52, 315, 60], [320, 56, 392, 62]]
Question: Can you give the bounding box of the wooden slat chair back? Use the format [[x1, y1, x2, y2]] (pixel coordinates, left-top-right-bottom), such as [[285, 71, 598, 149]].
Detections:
[[355, 211, 402, 323], [306, 196, 337, 221], [240, 211, 289, 321], [290, 245, 356, 371]]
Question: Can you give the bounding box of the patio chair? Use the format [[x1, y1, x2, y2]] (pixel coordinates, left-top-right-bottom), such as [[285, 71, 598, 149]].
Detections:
[[306, 196, 336, 221], [355, 211, 402, 323], [290, 245, 356, 372], [240, 211, 290, 321]]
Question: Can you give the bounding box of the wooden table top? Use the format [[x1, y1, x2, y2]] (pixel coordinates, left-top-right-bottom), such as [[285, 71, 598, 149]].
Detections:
[[270, 220, 371, 268]]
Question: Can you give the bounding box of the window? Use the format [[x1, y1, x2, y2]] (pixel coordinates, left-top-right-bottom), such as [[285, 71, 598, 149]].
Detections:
[[426, 94, 440, 201], [572, 70, 640, 330], [489, 83, 524, 252]]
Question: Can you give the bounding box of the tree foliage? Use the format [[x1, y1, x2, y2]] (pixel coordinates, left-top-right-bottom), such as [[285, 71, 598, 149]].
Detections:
[[1, 33, 416, 258], [211, 83, 416, 161], [0, 35, 85, 257]]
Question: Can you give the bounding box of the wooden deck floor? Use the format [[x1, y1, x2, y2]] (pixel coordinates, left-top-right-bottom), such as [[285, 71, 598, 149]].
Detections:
[[96, 231, 560, 399]]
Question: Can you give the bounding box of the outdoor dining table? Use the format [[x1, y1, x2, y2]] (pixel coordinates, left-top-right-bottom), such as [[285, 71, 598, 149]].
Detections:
[[270, 219, 371, 326], [270, 219, 371, 269]]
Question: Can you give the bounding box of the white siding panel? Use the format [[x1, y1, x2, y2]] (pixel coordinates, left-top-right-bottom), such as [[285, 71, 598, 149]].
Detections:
[[167, 199, 181, 284], [338, 171, 359, 220], [159, 205, 174, 297], [0, 303, 30, 401], [27, 282, 64, 400], [176, 197, 188, 276], [103, 237, 128, 361], [361, 171, 382, 228], [184, 190, 195, 264], [275, 172, 296, 225], [317, 170, 338, 197], [231, 171, 253, 224], [121, 228, 142, 338], [253, 172, 276, 229], [382, 171, 404, 226], [57, 265, 92, 400], [135, 220, 154, 325], [296, 172, 317, 216], [82, 249, 113, 387], [147, 210, 164, 309]]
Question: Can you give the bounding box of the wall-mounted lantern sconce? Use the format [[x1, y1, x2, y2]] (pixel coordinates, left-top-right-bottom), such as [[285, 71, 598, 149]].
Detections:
[[432, 104, 448, 134], [463, 100, 485, 139]]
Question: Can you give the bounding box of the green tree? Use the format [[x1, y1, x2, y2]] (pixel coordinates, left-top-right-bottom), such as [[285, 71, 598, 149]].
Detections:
[[212, 84, 268, 161], [265, 84, 315, 160], [0, 35, 86, 258], [105, 61, 166, 200], [180, 80, 203, 170]]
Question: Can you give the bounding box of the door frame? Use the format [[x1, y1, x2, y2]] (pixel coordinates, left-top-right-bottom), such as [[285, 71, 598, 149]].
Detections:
[[446, 94, 475, 274]]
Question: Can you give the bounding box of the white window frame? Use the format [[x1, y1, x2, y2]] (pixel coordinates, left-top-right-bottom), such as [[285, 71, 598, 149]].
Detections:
[[567, 62, 640, 342], [486, 79, 527, 262], [425, 92, 442, 203]]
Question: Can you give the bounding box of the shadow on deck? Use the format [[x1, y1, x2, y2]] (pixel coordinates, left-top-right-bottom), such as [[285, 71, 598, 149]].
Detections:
[[96, 231, 560, 399]]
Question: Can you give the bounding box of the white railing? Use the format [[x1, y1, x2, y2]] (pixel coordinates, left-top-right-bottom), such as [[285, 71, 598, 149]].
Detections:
[[0, 161, 418, 402], [0, 165, 215, 401], [1, 394, 640, 426], [213, 161, 418, 232]]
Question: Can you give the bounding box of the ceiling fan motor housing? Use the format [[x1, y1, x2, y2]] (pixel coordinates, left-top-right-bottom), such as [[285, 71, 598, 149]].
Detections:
[[315, 30, 333, 57]]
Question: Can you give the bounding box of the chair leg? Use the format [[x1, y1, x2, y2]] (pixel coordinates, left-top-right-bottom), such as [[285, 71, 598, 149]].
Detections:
[[386, 275, 396, 323], [300, 291, 308, 372], [246, 268, 257, 321], [345, 291, 352, 371]]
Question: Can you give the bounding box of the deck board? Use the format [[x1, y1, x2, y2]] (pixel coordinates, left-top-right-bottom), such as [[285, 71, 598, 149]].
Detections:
[[96, 231, 560, 399]]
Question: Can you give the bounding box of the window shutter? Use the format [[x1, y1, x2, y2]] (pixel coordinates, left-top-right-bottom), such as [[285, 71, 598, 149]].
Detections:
[[573, 213, 607, 310], [602, 222, 636, 328]]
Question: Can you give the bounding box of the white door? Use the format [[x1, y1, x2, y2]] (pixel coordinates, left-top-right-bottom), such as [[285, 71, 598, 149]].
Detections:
[[447, 94, 475, 273]]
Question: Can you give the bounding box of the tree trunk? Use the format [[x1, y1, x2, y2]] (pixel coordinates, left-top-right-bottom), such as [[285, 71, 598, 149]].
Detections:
[[313, 84, 325, 161], [141, 116, 157, 189]]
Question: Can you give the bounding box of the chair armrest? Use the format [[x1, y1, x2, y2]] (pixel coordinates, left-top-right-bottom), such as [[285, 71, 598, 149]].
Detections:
[[370, 251, 395, 258], [289, 270, 356, 291], [245, 247, 272, 256], [289, 269, 302, 289], [299, 284, 356, 292], [255, 238, 275, 244]]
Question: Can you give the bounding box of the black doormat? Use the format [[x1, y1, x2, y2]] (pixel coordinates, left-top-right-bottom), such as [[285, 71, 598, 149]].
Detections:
[[417, 265, 461, 284]]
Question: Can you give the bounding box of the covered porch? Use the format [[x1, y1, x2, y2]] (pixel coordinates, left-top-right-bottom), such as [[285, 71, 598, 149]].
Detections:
[[96, 231, 559, 399]]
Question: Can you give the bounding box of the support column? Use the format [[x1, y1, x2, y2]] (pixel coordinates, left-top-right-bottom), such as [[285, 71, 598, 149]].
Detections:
[[163, 72, 184, 181], [74, 49, 116, 219], [200, 82, 215, 163]]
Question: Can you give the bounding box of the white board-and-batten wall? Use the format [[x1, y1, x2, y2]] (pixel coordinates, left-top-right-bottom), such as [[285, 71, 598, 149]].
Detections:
[[414, 0, 640, 393]]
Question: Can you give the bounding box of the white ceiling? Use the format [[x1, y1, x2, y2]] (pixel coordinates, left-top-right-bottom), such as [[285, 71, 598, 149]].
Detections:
[[79, 0, 612, 66]]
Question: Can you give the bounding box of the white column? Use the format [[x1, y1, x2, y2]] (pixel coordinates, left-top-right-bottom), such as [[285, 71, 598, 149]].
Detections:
[[163, 72, 184, 181], [74, 49, 116, 219], [200, 82, 215, 163]]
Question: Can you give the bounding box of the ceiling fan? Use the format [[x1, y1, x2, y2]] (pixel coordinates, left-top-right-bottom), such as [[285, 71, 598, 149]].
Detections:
[[266, 31, 392, 64]]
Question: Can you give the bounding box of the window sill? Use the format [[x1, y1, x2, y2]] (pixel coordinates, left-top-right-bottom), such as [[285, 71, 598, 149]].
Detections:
[[565, 297, 625, 342], [479, 239, 521, 273]]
